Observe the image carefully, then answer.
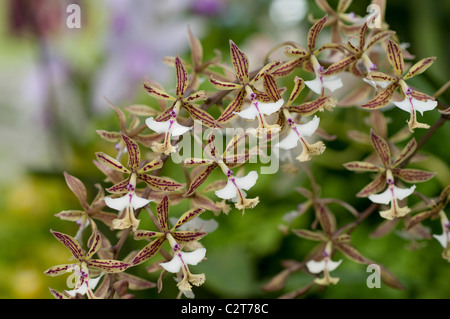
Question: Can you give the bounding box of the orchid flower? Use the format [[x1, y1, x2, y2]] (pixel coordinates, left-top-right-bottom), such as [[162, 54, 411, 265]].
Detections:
[[146, 108, 192, 155], [65, 271, 103, 298], [322, 22, 394, 81], [183, 132, 258, 212], [344, 130, 435, 199], [144, 56, 216, 153], [215, 165, 259, 212], [433, 211, 450, 262], [306, 242, 342, 286], [305, 55, 343, 95], [96, 134, 184, 230], [160, 234, 207, 292], [130, 196, 208, 291], [275, 114, 325, 162], [209, 40, 281, 124], [96, 133, 184, 193], [44, 228, 129, 299], [104, 173, 151, 231], [368, 170, 416, 220], [391, 82, 437, 131], [361, 40, 437, 132], [233, 91, 283, 137], [131, 195, 207, 267]]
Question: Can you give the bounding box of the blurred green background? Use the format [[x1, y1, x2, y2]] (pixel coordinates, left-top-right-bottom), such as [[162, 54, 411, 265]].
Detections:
[[0, 0, 448, 299]]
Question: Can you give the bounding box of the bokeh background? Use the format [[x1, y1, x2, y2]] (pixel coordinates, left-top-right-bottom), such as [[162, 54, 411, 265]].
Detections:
[[0, 0, 449, 299]]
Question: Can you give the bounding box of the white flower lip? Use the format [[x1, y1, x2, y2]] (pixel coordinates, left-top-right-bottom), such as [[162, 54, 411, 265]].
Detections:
[[275, 115, 320, 150], [306, 259, 342, 274], [433, 233, 447, 248], [305, 75, 343, 94], [392, 97, 437, 115], [145, 117, 192, 137], [105, 193, 151, 211], [368, 185, 416, 205], [160, 248, 207, 273], [362, 78, 391, 89], [215, 171, 258, 200], [233, 99, 284, 120]]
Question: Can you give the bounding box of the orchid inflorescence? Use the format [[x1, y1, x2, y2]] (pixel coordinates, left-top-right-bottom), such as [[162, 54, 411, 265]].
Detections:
[[45, 0, 449, 299]]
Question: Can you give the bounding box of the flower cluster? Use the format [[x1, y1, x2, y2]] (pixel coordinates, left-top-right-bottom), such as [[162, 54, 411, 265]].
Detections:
[[45, 0, 448, 299]]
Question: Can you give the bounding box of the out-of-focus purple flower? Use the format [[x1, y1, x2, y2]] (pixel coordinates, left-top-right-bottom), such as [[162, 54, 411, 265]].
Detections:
[[92, 0, 208, 112], [192, 0, 226, 16]]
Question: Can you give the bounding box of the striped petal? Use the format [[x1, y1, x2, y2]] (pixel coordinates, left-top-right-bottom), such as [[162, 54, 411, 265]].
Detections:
[[157, 196, 170, 231], [404, 57, 436, 80], [95, 152, 130, 174], [50, 230, 84, 260], [173, 208, 205, 230], [229, 40, 249, 83], [308, 15, 327, 52], [88, 259, 129, 273], [172, 231, 208, 243], [386, 40, 404, 77], [121, 134, 140, 172], [175, 56, 188, 98], [44, 264, 75, 277], [132, 236, 166, 266], [217, 89, 246, 124], [143, 82, 175, 101]]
